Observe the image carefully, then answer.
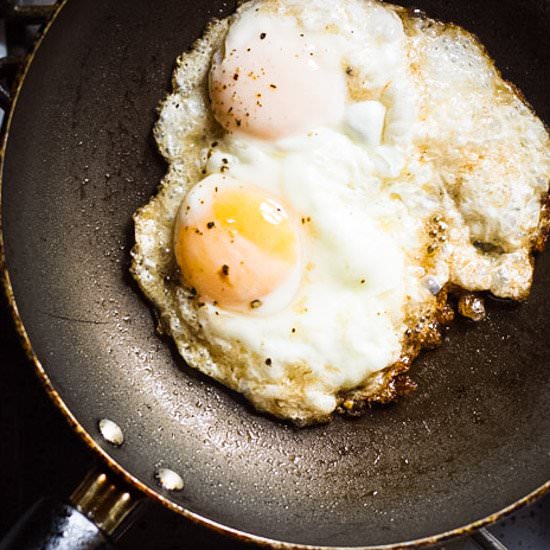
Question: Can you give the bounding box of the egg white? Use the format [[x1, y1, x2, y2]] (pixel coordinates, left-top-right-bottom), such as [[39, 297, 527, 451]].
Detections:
[[132, 0, 550, 425]]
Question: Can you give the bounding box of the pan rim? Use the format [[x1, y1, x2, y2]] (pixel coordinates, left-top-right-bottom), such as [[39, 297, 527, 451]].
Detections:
[[0, 0, 549, 548]]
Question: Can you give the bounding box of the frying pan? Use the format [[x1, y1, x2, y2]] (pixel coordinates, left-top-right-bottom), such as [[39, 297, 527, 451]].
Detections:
[[1, 0, 550, 548]]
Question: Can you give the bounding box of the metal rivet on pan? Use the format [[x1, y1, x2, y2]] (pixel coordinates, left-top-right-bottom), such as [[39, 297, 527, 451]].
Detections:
[[98, 418, 124, 447], [156, 468, 184, 491]]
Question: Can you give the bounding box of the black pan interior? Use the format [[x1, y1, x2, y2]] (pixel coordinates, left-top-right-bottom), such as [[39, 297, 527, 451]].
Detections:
[[2, 0, 550, 547]]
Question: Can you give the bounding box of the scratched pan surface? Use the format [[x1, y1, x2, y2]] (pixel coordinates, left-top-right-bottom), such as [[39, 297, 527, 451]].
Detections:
[[1, 0, 550, 547]]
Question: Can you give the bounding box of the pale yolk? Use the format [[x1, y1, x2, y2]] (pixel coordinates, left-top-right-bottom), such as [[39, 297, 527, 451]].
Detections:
[[209, 17, 347, 141], [174, 175, 300, 311]]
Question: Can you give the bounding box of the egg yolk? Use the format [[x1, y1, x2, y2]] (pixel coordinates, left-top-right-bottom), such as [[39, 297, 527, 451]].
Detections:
[[174, 175, 300, 311], [209, 16, 347, 141]]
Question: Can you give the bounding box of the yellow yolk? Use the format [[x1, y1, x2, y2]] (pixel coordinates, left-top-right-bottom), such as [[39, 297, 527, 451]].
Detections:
[[174, 175, 300, 311], [209, 16, 347, 140]]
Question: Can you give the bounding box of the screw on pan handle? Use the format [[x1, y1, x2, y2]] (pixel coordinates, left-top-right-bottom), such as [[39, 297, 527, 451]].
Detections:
[[472, 528, 509, 550], [0, 469, 140, 550]]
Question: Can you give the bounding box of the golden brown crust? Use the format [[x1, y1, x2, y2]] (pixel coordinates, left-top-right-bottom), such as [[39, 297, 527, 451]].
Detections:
[[333, 285, 453, 419], [534, 193, 550, 253]]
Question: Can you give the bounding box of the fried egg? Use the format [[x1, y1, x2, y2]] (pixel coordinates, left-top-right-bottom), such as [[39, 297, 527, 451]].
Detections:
[[132, 0, 550, 425]]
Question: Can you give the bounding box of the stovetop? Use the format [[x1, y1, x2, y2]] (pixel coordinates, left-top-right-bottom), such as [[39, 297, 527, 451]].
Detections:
[[0, 2, 549, 549]]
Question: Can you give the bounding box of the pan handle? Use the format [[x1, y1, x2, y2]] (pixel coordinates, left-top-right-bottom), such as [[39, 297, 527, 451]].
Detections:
[[0, 469, 140, 550], [0, 498, 115, 550]]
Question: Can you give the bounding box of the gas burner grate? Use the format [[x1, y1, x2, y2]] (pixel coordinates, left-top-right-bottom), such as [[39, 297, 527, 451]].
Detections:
[[0, 0, 53, 110]]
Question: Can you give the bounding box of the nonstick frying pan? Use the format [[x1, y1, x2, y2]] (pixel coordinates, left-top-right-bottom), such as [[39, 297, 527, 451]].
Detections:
[[1, 0, 550, 548]]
